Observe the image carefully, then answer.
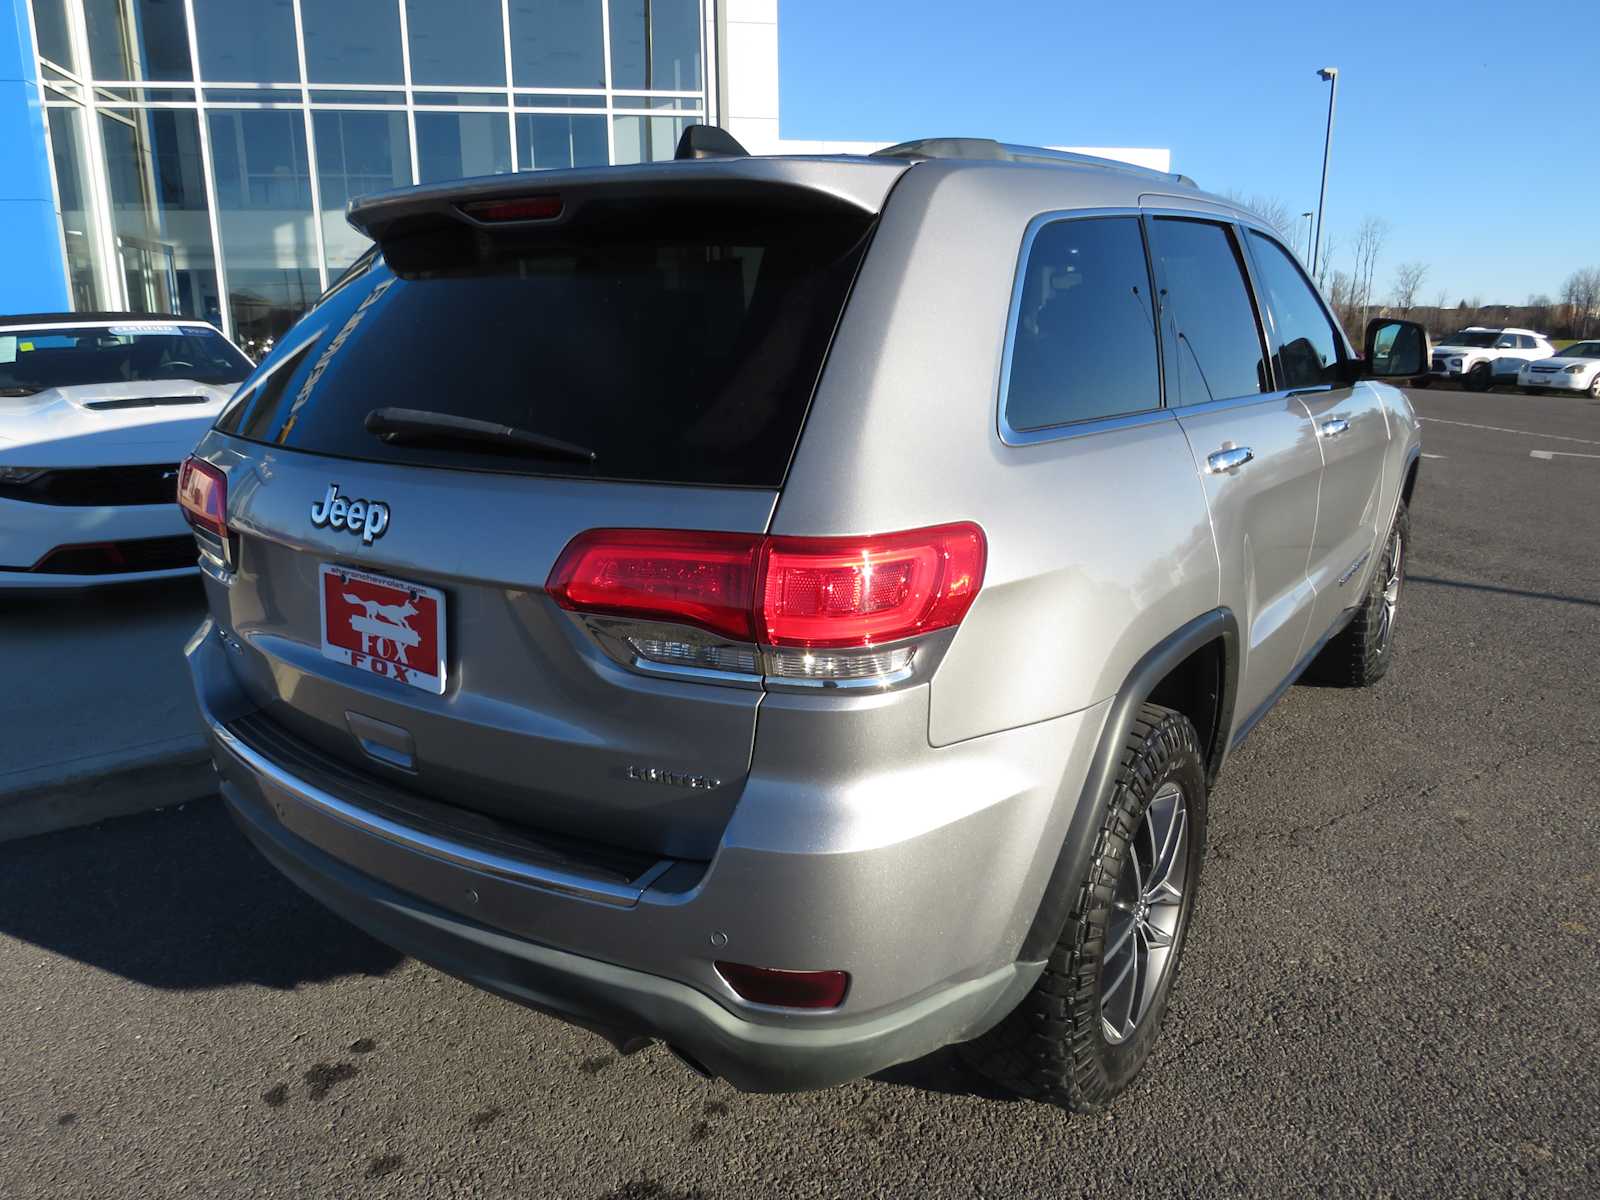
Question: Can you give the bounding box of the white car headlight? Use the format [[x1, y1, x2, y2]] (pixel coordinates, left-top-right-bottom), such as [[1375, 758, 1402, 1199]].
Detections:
[[1564, 364, 1586, 374], [0, 466, 46, 485]]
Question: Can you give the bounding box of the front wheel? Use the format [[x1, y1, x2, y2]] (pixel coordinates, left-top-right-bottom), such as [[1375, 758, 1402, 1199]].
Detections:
[[960, 704, 1208, 1111], [1308, 503, 1409, 687], [1466, 362, 1491, 391], [1589, 375, 1600, 398]]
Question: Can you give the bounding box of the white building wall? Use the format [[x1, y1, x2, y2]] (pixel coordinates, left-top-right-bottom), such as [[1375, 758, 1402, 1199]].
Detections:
[[716, 3, 1170, 173]]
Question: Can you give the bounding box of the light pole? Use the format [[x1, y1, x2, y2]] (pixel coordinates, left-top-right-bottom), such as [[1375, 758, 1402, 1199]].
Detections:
[[1311, 67, 1338, 278], [1300, 212, 1313, 263]]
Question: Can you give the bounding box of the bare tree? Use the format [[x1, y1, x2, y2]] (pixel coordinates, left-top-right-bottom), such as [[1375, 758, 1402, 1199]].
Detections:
[[1562, 267, 1600, 339], [1348, 217, 1390, 331], [1222, 192, 1295, 242], [1391, 261, 1428, 313], [1315, 234, 1339, 294], [1526, 293, 1553, 334]]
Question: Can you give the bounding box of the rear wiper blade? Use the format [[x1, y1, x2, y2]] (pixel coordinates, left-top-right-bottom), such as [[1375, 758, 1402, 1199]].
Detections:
[[364, 407, 596, 464]]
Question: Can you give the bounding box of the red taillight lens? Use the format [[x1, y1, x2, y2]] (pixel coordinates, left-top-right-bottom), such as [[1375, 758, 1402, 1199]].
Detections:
[[176, 456, 227, 536], [546, 523, 986, 649], [715, 962, 849, 1009], [459, 194, 562, 222], [546, 529, 763, 641], [758, 523, 985, 647]]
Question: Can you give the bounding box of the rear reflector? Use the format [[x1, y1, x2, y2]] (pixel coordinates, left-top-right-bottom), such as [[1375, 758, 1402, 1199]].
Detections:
[[715, 962, 849, 1009], [176, 456, 228, 537], [459, 194, 563, 222], [547, 523, 985, 650]]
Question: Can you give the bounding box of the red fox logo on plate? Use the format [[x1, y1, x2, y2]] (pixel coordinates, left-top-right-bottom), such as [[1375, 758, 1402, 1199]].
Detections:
[[320, 567, 443, 693]]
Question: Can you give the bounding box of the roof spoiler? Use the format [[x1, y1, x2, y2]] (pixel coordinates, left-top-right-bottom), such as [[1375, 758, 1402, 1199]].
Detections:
[[870, 137, 1196, 187], [673, 124, 749, 160]]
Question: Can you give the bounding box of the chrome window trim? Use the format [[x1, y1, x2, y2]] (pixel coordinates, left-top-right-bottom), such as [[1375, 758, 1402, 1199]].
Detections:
[[995, 207, 1168, 448]]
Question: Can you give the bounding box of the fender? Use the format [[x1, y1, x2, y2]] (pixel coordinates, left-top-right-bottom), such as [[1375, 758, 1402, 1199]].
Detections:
[[1017, 607, 1239, 961]]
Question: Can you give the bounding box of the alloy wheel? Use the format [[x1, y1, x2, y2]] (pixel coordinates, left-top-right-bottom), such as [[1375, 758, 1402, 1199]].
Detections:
[[1375, 526, 1404, 653], [1100, 781, 1189, 1044]]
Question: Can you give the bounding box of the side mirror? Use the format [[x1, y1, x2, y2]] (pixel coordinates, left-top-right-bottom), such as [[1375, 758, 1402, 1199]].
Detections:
[[1363, 318, 1429, 378]]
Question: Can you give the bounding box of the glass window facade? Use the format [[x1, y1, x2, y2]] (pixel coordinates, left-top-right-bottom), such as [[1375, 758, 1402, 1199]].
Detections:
[[30, 0, 710, 349]]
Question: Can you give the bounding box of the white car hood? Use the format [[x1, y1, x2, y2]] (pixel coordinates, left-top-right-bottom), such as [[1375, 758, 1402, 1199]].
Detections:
[[0, 379, 234, 467], [1526, 356, 1599, 371]]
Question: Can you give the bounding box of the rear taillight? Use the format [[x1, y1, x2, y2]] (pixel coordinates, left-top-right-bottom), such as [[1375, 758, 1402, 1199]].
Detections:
[[177, 456, 227, 537], [547, 523, 986, 685], [546, 529, 761, 642], [758, 524, 985, 648]]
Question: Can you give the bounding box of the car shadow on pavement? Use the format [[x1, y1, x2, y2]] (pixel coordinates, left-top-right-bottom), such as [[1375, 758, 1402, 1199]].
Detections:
[[869, 1046, 1020, 1101], [0, 800, 403, 990], [1407, 574, 1600, 608]]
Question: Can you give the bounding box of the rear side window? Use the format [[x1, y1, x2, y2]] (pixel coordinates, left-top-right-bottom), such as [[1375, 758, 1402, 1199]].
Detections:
[[1246, 230, 1343, 389], [1002, 216, 1160, 431], [216, 200, 874, 488], [1148, 218, 1268, 406]]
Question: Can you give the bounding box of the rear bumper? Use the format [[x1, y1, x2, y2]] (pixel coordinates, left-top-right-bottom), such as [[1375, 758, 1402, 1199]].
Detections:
[[226, 782, 1034, 1092], [190, 619, 1101, 1091]]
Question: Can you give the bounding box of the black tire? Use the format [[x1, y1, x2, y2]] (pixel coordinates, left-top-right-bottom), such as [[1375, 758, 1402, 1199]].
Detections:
[[1466, 362, 1491, 391], [1589, 375, 1600, 399], [1412, 376, 1431, 389], [1307, 503, 1409, 687], [960, 704, 1208, 1111]]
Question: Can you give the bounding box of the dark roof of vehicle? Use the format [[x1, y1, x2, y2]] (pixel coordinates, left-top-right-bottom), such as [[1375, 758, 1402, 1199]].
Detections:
[[0, 311, 206, 326]]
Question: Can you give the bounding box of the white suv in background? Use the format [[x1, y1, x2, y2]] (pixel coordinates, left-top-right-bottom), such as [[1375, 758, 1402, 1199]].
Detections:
[[1426, 327, 1554, 390]]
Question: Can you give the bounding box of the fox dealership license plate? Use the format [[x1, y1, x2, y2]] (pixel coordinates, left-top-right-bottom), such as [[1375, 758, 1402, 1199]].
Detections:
[[319, 564, 447, 694]]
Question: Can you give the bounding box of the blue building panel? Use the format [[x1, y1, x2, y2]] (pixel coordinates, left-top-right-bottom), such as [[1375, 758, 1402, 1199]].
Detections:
[[0, 0, 69, 313]]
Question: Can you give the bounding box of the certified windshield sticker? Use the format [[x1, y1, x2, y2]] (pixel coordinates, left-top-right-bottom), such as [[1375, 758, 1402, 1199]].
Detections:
[[108, 323, 184, 336]]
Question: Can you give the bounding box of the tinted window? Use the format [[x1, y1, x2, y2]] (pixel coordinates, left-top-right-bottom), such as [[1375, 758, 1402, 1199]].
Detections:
[[1148, 218, 1266, 405], [0, 324, 251, 393], [1246, 230, 1343, 389], [1003, 216, 1160, 431], [216, 202, 875, 488], [1517, 335, 1536, 349]]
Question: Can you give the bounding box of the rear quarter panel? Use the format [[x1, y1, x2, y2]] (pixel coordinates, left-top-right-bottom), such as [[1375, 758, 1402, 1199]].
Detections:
[[774, 161, 1221, 747]]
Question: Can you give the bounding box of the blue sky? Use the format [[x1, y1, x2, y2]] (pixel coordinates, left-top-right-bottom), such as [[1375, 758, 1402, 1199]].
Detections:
[[779, 0, 1599, 305]]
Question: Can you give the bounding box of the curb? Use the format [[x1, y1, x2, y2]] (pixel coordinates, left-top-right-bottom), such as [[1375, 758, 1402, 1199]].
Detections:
[[0, 737, 218, 844]]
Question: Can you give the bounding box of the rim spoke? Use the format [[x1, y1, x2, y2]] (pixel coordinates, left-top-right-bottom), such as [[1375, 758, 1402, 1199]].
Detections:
[[1105, 916, 1137, 961], [1146, 809, 1187, 896], [1139, 919, 1174, 950]]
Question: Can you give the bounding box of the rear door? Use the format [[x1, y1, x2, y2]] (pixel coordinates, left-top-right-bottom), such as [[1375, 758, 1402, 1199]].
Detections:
[[1242, 229, 1389, 644], [1148, 215, 1322, 725], [197, 175, 889, 860]]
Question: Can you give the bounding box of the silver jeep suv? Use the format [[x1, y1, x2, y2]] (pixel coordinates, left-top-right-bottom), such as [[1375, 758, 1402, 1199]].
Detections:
[[183, 131, 1424, 1110]]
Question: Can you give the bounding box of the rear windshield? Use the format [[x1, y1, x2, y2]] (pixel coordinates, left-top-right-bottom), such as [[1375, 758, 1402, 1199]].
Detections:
[[216, 199, 875, 487], [0, 323, 252, 395]]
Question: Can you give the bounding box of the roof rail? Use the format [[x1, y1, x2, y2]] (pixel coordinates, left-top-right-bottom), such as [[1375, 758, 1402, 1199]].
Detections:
[[868, 137, 1196, 188]]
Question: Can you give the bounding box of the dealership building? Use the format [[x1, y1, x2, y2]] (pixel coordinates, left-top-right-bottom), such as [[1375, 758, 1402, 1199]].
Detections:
[[1, 0, 1167, 349]]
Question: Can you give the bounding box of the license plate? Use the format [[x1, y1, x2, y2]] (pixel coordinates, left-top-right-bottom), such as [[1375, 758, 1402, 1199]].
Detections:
[[319, 563, 446, 694]]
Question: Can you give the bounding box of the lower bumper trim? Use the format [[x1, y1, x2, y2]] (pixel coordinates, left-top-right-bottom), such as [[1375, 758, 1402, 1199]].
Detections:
[[224, 780, 1041, 1093]]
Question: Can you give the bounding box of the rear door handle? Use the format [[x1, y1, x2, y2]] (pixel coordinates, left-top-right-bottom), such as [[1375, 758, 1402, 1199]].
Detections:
[[1319, 418, 1350, 439], [1206, 446, 1254, 473]]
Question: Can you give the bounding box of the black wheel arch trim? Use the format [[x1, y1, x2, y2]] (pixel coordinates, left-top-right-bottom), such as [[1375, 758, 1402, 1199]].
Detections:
[[1018, 607, 1239, 962]]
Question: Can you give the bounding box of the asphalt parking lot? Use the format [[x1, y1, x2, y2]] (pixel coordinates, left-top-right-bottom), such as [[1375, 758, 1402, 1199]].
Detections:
[[2, 386, 1596, 1199]]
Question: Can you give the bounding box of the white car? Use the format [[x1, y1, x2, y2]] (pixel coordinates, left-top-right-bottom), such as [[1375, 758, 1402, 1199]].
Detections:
[[0, 314, 252, 588], [1518, 340, 1600, 397], [1426, 326, 1554, 390]]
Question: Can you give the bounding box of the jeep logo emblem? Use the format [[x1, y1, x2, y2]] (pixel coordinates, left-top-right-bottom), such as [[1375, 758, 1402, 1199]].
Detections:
[[310, 483, 390, 544]]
